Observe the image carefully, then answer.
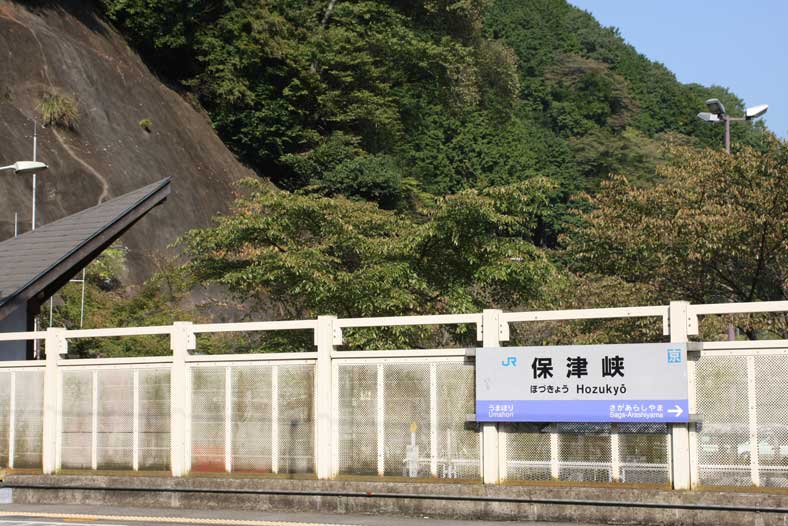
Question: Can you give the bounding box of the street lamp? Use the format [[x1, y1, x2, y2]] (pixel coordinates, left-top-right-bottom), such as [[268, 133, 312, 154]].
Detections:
[[697, 98, 769, 154], [697, 98, 769, 343], [0, 161, 48, 175], [0, 160, 49, 232]]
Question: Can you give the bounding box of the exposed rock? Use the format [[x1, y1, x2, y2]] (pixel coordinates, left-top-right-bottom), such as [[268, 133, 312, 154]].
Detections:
[[0, 1, 253, 282]]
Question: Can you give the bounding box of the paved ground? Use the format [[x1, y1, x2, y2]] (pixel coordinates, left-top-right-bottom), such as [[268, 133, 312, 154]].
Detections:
[[0, 504, 599, 526]]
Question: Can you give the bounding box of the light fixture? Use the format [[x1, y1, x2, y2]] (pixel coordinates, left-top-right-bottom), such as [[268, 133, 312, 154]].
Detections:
[[745, 104, 768, 120], [705, 98, 726, 116], [0, 161, 49, 175], [697, 112, 720, 122]]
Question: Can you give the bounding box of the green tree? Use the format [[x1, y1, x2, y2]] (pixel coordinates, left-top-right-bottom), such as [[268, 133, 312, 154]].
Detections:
[[565, 139, 788, 338], [100, 0, 772, 251], [179, 178, 557, 348]]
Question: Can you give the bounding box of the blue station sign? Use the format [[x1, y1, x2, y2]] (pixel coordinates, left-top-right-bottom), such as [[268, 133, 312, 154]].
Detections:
[[475, 343, 689, 423]]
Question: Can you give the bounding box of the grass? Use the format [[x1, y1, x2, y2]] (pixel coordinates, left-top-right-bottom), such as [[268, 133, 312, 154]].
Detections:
[[37, 92, 79, 129], [139, 118, 153, 132]]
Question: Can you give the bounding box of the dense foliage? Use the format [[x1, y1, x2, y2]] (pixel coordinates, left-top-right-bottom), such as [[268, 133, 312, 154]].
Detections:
[[565, 140, 788, 338], [84, 0, 784, 350], [100, 0, 767, 245], [179, 178, 557, 348]]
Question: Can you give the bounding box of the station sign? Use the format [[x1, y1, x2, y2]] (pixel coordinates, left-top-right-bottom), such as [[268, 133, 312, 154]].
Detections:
[[475, 343, 689, 423]]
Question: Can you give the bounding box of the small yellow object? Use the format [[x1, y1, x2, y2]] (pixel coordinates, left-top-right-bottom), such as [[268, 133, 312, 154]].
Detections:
[[410, 422, 417, 433]]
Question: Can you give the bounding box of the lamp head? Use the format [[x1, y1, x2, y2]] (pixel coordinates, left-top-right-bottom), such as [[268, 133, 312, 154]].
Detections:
[[745, 104, 768, 120], [12, 161, 48, 174], [705, 98, 726, 116]]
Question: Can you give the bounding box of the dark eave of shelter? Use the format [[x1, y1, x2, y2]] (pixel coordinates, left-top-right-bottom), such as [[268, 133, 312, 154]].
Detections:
[[0, 178, 171, 322]]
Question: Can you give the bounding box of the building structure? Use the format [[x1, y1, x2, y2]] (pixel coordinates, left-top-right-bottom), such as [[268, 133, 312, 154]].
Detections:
[[0, 178, 171, 359]]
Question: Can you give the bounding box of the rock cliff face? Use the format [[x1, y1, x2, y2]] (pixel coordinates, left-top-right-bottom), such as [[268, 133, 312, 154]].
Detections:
[[0, 1, 253, 281]]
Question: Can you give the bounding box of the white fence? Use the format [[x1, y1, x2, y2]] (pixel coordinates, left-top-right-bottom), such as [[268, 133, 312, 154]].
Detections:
[[1, 301, 788, 491]]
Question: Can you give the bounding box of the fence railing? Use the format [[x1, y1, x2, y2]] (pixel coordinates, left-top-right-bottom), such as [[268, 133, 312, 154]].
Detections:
[[1, 300, 788, 491]]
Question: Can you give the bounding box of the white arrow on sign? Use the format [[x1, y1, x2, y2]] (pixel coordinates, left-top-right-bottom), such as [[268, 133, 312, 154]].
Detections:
[[667, 405, 683, 417]]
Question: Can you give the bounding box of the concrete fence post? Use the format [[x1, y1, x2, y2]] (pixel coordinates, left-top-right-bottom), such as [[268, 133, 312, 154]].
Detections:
[[42, 328, 67, 475], [481, 309, 502, 484], [315, 315, 337, 479], [170, 321, 194, 477], [669, 301, 691, 490]]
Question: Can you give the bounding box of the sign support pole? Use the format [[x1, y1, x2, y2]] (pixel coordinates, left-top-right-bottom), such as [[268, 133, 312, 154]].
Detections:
[[669, 301, 691, 490], [170, 321, 194, 477], [481, 309, 502, 484], [315, 315, 337, 479], [42, 328, 66, 475]]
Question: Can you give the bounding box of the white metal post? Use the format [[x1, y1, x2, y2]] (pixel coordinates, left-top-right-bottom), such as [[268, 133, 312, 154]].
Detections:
[[497, 422, 508, 482], [610, 423, 620, 482], [481, 309, 501, 484], [132, 369, 140, 471], [747, 356, 760, 486], [330, 358, 339, 477], [687, 353, 698, 488], [8, 372, 15, 469], [377, 363, 385, 477], [91, 370, 98, 470], [271, 365, 279, 474], [32, 120, 37, 231], [55, 367, 63, 471], [184, 364, 192, 474], [170, 322, 194, 477], [225, 366, 232, 473], [314, 315, 336, 479], [669, 301, 691, 490], [550, 424, 560, 479], [42, 328, 66, 474], [429, 363, 438, 478]]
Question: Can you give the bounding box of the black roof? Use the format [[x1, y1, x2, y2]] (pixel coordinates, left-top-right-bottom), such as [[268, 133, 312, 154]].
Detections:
[[0, 178, 171, 319]]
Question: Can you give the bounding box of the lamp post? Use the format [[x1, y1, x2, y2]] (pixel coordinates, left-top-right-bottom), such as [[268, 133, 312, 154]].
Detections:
[[0, 121, 48, 229], [0, 161, 49, 236], [698, 99, 769, 341], [3, 156, 87, 331], [698, 98, 768, 154], [1, 158, 49, 357]]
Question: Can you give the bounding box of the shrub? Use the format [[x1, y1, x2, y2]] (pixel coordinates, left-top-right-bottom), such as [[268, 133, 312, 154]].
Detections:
[[37, 92, 79, 129]]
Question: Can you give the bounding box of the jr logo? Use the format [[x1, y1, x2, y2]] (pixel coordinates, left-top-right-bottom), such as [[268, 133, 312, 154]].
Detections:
[[501, 356, 517, 367]]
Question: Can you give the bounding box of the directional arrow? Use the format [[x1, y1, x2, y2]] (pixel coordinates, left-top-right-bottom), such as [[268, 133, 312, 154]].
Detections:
[[667, 405, 683, 418]]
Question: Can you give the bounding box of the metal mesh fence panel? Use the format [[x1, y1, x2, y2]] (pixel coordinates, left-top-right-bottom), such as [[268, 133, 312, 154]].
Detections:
[[337, 360, 477, 480], [754, 355, 788, 487], [61, 370, 93, 469], [337, 364, 378, 475], [278, 365, 314, 474], [13, 370, 43, 468], [505, 423, 552, 481], [138, 368, 170, 470], [557, 423, 612, 482], [695, 355, 750, 486], [191, 367, 226, 472], [383, 364, 430, 477], [0, 372, 9, 468], [436, 363, 480, 480], [231, 365, 272, 473], [617, 424, 670, 484], [97, 369, 134, 470]]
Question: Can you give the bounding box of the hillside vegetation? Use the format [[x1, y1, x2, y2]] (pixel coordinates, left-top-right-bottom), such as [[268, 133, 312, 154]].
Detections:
[[49, 0, 784, 353], [101, 0, 766, 241]]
